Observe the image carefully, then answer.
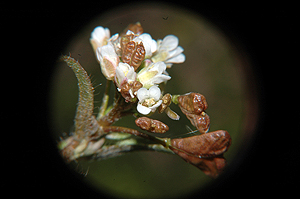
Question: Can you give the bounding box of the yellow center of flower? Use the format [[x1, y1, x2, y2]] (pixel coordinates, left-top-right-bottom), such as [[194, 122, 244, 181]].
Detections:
[[142, 98, 156, 107]]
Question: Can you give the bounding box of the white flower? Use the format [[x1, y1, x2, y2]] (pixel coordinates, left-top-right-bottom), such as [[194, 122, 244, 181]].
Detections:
[[136, 85, 163, 115], [136, 33, 157, 58], [151, 35, 185, 68], [137, 61, 171, 89], [115, 62, 137, 89], [107, 33, 121, 56], [90, 26, 110, 54], [96, 44, 120, 80]]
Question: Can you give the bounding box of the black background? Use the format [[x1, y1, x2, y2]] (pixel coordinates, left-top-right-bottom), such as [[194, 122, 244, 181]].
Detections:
[[2, 1, 298, 198]]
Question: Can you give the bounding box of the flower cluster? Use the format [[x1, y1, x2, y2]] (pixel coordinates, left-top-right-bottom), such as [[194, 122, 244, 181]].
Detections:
[[59, 22, 232, 179], [90, 22, 185, 116]]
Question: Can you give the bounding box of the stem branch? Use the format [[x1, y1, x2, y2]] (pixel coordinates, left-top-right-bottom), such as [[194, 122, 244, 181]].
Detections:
[[102, 126, 168, 147]]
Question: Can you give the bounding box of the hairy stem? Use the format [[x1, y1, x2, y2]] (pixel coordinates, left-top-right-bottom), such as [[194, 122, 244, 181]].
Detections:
[[61, 55, 102, 139], [93, 144, 173, 160], [102, 126, 169, 147]]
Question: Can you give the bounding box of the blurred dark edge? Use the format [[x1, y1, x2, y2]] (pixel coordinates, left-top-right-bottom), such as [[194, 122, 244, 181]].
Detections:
[[3, 1, 297, 198]]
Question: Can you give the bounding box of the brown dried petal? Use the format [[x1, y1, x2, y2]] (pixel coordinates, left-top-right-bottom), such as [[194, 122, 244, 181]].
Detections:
[[131, 43, 145, 70], [121, 22, 144, 36], [120, 34, 135, 51], [131, 81, 143, 93], [122, 41, 136, 65], [122, 41, 145, 70], [135, 117, 169, 134], [119, 82, 132, 102], [170, 130, 231, 158], [119, 80, 142, 102], [178, 92, 208, 115]]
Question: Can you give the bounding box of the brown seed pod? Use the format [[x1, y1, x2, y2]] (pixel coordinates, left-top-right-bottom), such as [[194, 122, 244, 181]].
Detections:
[[131, 43, 145, 70], [185, 112, 210, 134], [158, 93, 172, 113], [121, 41, 145, 70], [170, 130, 231, 158], [170, 130, 231, 178], [120, 80, 143, 102], [122, 41, 136, 65], [135, 117, 169, 133], [120, 33, 134, 51], [170, 148, 227, 178], [121, 22, 144, 36], [178, 92, 208, 115]]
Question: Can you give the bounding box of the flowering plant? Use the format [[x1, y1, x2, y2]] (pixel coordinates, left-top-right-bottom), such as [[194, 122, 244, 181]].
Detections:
[[58, 22, 231, 178]]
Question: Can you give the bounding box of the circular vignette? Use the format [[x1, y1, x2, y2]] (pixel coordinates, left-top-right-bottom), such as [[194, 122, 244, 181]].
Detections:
[[49, 3, 260, 199]]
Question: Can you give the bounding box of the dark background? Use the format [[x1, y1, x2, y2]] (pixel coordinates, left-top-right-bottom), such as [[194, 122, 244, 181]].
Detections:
[[2, 1, 297, 198]]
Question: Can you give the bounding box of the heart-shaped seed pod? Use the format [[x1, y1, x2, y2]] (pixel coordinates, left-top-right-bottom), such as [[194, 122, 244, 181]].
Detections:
[[185, 112, 210, 134], [178, 92, 208, 115], [135, 117, 169, 133], [170, 148, 227, 178], [170, 130, 231, 178], [170, 130, 231, 158]]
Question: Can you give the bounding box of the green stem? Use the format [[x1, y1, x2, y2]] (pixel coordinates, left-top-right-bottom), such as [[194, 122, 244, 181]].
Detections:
[[171, 95, 180, 104], [102, 126, 170, 148], [97, 80, 111, 120]]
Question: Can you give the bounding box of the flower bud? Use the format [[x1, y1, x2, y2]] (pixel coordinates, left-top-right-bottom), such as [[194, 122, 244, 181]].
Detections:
[[97, 44, 119, 80], [178, 92, 208, 115], [135, 117, 169, 133]]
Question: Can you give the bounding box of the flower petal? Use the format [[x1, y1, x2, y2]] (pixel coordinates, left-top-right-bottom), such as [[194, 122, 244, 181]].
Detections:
[[137, 103, 152, 115], [149, 85, 161, 101], [167, 46, 184, 59], [97, 44, 118, 62], [115, 66, 125, 86], [166, 53, 186, 63], [97, 44, 119, 80], [136, 87, 149, 101], [138, 33, 158, 57], [91, 26, 110, 43], [151, 74, 171, 85], [153, 61, 167, 73], [161, 35, 179, 51]]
